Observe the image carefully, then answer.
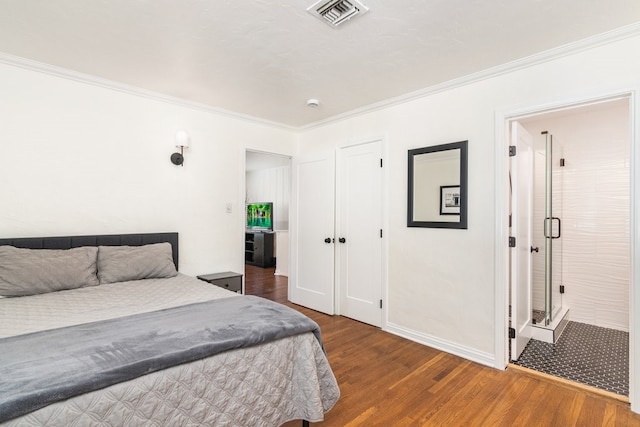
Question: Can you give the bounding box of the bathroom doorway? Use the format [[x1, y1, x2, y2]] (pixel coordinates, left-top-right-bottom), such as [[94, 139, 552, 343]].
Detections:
[[508, 96, 631, 397]]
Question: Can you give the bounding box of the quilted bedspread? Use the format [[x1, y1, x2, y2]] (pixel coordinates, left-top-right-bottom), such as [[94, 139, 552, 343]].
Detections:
[[0, 275, 340, 426]]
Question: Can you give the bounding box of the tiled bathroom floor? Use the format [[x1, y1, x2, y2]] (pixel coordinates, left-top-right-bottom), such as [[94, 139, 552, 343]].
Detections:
[[513, 321, 628, 396]]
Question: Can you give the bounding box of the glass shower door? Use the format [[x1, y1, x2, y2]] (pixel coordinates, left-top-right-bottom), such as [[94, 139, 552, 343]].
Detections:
[[543, 132, 563, 325]]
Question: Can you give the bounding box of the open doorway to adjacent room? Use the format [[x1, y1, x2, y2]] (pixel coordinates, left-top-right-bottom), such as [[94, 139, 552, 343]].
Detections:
[[244, 150, 292, 298]]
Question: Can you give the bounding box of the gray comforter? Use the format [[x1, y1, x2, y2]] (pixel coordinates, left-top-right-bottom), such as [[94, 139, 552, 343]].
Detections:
[[0, 295, 322, 423]]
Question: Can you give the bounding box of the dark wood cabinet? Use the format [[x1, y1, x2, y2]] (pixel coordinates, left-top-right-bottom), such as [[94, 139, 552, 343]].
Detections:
[[245, 231, 274, 268]]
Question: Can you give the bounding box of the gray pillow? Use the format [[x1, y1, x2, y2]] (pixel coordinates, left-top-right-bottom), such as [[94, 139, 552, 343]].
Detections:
[[97, 242, 177, 284], [0, 246, 99, 297]]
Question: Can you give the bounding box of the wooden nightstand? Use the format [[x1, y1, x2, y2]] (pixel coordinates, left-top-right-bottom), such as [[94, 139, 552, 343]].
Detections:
[[197, 271, 243, 294]]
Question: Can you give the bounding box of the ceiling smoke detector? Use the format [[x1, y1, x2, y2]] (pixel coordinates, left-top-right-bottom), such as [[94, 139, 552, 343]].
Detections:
[[307, 0, 369, 28]]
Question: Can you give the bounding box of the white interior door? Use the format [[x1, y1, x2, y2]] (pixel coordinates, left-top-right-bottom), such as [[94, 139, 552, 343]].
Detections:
[[336, 141, 383, 327], [289, 152, 335, 314], [510, 121, 534, 361]]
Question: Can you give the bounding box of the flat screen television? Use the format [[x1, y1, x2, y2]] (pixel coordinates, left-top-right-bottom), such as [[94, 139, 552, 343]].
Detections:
[[246, 202, 273, 231]]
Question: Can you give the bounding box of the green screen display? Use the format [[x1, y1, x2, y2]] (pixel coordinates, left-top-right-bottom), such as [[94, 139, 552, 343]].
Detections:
[[246, 203, 273, 230]]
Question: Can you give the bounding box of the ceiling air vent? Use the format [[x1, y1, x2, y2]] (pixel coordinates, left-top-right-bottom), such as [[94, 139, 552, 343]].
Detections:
[[307, 0, 369, 28]]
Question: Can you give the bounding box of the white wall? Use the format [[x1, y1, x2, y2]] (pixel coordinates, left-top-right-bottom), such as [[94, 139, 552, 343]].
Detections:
[[522, 102, 631, 331], [297, 34, 640, 367], [0, 61, 295, 276]]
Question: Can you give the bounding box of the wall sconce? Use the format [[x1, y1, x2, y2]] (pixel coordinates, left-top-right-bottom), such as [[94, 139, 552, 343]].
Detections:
[[170, 130, 190, 166]]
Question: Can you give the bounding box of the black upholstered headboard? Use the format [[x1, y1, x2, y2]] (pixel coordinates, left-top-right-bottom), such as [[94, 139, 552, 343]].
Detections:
[[0, 232, 179, 269]]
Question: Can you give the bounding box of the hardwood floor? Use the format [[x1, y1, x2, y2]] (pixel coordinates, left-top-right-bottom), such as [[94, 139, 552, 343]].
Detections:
[[244, 264, 640, 426]]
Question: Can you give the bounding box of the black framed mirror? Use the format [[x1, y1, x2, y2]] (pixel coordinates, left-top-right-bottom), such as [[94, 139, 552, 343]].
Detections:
[[407, 140, 468, 229]]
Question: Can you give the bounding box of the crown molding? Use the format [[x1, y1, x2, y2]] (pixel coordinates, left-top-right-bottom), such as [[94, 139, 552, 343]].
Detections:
[[299, 22, 640, 131], [1, 21, 639, 133], [0, 52, 296, 132]]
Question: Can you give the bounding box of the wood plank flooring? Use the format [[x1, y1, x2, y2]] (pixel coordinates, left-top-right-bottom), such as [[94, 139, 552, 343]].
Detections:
[[244, 264, 640, 426]]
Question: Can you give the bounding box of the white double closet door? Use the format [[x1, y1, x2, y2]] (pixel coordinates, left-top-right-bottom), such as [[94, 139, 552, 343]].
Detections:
[[290, 140, 383, 327]]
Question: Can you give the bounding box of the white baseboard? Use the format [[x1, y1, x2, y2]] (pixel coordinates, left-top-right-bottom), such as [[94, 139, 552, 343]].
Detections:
[[385, 322, 496, 368]]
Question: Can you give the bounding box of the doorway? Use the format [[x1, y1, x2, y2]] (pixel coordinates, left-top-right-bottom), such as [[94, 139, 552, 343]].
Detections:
[[507, 97, 631, 396], [245, 150, 292, 276]]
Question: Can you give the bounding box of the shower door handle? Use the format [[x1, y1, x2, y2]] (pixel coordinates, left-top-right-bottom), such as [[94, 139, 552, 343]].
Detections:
[[551, 217, 561, 239], [544, 217, 561, 239]]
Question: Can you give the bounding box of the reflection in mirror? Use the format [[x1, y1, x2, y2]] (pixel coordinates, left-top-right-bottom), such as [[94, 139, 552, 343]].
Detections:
[[407, 141, 468, 229]]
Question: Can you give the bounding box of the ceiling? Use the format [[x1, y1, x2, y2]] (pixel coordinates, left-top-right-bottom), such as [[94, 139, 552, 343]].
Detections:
[[0, 0, 639, 128]]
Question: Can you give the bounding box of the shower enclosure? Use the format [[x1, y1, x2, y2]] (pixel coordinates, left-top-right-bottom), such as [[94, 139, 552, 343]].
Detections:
[[531, 131, 568, 338]]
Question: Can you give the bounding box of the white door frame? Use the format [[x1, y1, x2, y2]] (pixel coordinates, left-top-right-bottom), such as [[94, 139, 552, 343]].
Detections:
[[242, 147, 294, 287], [494, 90, 638, 410]]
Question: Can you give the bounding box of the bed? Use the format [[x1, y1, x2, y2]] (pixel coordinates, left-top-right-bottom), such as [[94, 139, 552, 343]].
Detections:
[[0, 232, 339, 426]]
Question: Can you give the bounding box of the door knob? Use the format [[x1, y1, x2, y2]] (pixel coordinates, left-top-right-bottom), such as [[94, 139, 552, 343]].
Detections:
[[338, 237, 346, 243], [324, 237, 332, 243]]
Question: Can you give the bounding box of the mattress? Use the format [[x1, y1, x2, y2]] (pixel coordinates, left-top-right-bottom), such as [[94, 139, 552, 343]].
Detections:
[[0, 274, 339, 426], [0, 273, 236, 338]]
